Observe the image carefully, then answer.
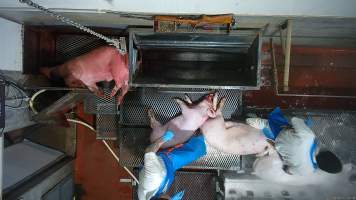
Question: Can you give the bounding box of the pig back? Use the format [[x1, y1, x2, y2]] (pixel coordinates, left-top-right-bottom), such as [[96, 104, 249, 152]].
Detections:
[[226, 123, 269, 155]]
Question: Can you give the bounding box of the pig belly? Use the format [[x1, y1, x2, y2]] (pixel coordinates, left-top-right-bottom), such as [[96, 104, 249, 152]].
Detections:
[[161, 122, 196, 149], [224, 124, 268, 155], [150, 122, 196, 149]]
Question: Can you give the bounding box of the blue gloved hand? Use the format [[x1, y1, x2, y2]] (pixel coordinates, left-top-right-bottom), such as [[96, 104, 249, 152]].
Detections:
[[162, 130, 174, 142], [171, 190, 185, 200]]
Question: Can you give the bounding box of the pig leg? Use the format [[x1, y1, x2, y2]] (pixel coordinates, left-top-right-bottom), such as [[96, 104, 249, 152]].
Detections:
[[110, 53, 129, 101], [148, 109, 161, 128], [256, 142, 274, 157], [87, 83, 105, 97], [184, 94, 193, 105], [115, 81, 129, 104], [148, 109, 166, 143]]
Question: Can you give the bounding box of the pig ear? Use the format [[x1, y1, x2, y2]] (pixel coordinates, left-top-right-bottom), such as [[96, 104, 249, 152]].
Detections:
[[217, 97, 226, 111], [207, 108, 216, 118], [213, 92, 219, 111], [184, 94, 193, 105], [174, 98, 189, 112]]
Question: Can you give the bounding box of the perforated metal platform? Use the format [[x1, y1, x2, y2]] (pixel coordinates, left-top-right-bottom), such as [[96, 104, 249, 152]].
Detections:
[[120, 88, 242, 126], [133, 171, 217, 200], [119, 88, 242, 170]]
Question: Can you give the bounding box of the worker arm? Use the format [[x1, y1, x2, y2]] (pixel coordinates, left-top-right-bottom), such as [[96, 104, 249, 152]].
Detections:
[[145, 131, 174, 153]]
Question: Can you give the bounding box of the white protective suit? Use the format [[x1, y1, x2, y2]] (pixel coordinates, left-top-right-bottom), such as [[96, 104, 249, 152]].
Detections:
[[137, 153, 166, 200], [247, 117, 317, 175]]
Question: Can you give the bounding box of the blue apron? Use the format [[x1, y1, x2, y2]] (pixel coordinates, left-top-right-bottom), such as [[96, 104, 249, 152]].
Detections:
[[151, 135, 206, 199]]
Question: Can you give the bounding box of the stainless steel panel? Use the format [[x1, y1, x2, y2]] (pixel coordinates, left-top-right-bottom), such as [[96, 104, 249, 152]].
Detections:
[[129, 29, 262, 90], [223, 173, 343, 200]]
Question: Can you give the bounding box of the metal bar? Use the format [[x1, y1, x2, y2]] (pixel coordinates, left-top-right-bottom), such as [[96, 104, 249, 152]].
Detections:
[[279, 28, 285, 55], [283, 19, 292, 92], [0, 134, 3, 200]]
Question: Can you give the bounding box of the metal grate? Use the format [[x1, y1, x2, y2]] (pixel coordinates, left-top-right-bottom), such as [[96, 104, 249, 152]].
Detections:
[[120, 88, 242, 126], [119, 127, 241, 170], [56, 35, 107, 63], [84, 92, 117, 114], [133, 171, 217, 200], [96, 113, 118, 140], [166, 171, 217, 200]]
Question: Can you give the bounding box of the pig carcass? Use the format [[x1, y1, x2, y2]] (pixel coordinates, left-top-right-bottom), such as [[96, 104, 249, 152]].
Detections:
[[200, 94, 271, 155], [40, 46, 129, 103], [148, 93, 216, 149]]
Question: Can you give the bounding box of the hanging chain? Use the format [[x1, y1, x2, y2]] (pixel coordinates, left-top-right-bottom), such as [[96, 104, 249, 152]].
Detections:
[[19, 0, 126, 55]]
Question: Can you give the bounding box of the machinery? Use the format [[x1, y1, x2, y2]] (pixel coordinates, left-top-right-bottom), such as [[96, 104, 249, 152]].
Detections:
[[1, 0, 356, 199]]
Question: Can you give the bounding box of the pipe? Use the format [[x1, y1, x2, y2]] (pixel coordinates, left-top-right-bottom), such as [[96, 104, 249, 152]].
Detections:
[[283, 20, 292, 92]]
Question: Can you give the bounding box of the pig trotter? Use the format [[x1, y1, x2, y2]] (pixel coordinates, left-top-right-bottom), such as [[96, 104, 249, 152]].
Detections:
[[148, 108, 161, 128], [184, 94, 193, 105]]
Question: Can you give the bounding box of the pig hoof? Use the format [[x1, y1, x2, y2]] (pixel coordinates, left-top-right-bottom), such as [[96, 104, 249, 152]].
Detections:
[[184, 94, 193, 105], [147, 108, 161, 128], [147, 108, 155, 119]]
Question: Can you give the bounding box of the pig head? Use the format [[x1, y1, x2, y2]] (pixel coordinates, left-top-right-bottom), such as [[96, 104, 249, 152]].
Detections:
[[40, 46, 129, 103], [200, 94, 271, 155], [148, 92, 216, 149]]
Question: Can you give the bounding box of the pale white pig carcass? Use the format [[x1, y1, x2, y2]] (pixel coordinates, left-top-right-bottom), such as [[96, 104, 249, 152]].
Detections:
[[200, 94, 271, 155], [40, 46, 129, 103], [148, 93, 216, 149]]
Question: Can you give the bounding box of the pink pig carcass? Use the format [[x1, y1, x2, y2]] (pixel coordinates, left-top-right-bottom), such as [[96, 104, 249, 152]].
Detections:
[[40, 46, 129, 103], [148, 93, 216, 149], [200, 94, 272, 155]]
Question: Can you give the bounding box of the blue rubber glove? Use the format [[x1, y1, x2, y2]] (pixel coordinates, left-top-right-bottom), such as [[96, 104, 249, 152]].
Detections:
[[162, 130, 174, 142], [171, 190, 185, 200]]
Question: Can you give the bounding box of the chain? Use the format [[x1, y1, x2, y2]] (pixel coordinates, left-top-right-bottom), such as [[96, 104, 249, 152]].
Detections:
[[19, 0, 126, 55]]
